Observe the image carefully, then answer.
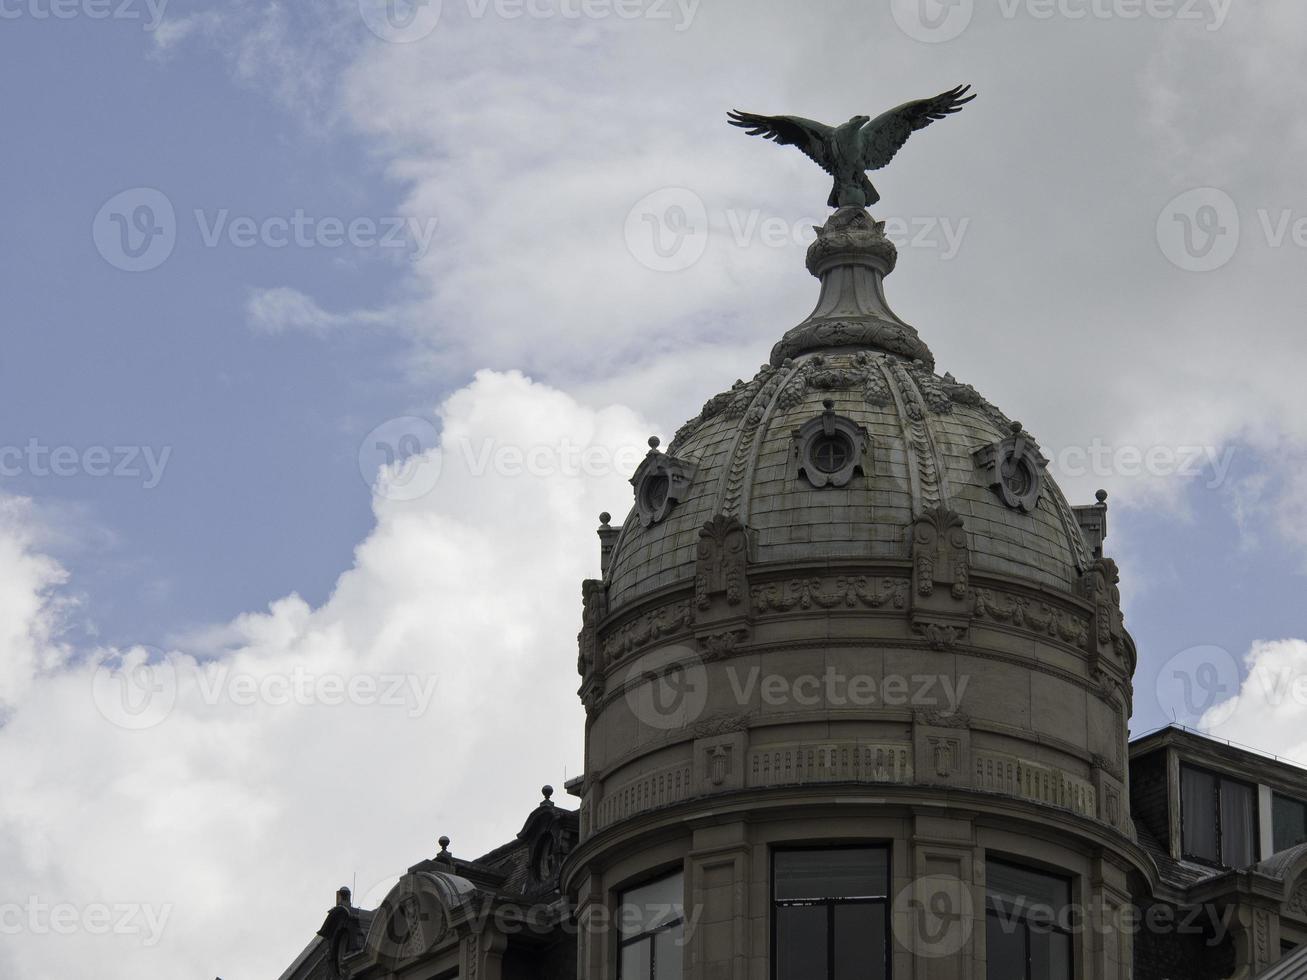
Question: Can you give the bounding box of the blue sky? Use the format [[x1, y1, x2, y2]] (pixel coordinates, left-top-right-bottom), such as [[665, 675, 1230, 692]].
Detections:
[[3, 4, 423, 642], [2, 1, 1307, 976]]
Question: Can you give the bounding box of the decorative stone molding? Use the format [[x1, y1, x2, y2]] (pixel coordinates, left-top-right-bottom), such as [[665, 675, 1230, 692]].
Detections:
[[630, 438, 697, 527], [972, 587, 1090, 647], [770, 208, 935, 368], [751, 575, 907, 614], [910, 506, 974, 647], [1287, 878, 1307, 918], [914, 715, 972, 787], [774, 351, 893, 410], [577, 578, 608, 710], [1082, 557, 1126, 650], [697, 626, 750, 657], [594, 763, 692, 831], [889, 360, 947, 511], [694, 731, 747, 792], [792, 399, 870, 488], [694, 515, 752, 611], [1091, 759, 1129, 832], [973, 421, 1049, 513], [601, 600, 694, 664], [577, 579, 606, 676], [973, 751, 1097, 820], [748, 741, 912, 787]]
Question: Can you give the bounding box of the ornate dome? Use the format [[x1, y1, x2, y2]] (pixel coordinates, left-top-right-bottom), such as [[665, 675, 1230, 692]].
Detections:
[[604, 208, 1094, 614]]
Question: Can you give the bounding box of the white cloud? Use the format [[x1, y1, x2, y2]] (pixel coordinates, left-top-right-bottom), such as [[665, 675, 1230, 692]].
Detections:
[[246, 286, 393, 335], [1203, 638, 1307, 766], [0, 497, 72, 714], [0, 371, 650, 979]]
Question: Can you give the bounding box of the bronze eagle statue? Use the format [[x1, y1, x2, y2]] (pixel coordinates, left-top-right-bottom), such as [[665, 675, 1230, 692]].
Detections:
[[727, 84, 976, 208]]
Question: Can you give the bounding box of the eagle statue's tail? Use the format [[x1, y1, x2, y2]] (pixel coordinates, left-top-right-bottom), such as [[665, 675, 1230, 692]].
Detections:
[[828, 174, 880, 209]]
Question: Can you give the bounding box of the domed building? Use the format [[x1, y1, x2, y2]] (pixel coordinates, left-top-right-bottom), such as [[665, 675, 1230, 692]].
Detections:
[[275, 207, 1307, 980]]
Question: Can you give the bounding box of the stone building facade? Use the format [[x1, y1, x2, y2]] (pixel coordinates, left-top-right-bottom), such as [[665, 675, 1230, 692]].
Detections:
[[274, 208, 1307, 980]]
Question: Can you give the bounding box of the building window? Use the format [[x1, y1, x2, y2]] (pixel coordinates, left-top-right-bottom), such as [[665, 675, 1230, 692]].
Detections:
[[772, 846, 890, 980], [618, 872, 684, 980], [1181, 765, 1258, 867], [1273, 794, 1307, 854], [793, 401, 868, 489], [809, 433, 853, 474], [985, 860, 1073, 980]]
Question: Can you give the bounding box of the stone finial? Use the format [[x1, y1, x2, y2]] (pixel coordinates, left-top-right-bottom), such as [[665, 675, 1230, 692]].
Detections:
[[1074, 491, 1110, 560], [541, 785, 554, 805], [597, 514, 619, 576], [770, 207, 934, 368], [647, 436, 660, 451], [336, 886, 352, 908], [437, 836, 451, 857]]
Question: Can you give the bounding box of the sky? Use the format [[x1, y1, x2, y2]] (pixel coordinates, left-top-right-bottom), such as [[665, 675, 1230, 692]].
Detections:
[[1, 0, 1307, 976]]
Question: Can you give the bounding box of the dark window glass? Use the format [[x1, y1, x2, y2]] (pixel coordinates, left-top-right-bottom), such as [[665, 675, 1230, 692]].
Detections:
[[1273, 795, 1307, 854], [834, 903, 886, 980], [641, 475, 670, 513], [773, 848, 889, 980], [776, 904, 826, 980], [1221, 780, 1256, 867], [619, 872, 684, 980], [810, 434, 852, 474], [1181, 765, 1259, 867], [985, 860, 1073, 980], [986, 913, 1026, 978], [1182, 767, 1219, 862]]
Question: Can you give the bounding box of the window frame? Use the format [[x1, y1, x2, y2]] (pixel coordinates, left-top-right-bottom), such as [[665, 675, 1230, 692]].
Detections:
[[1272, 792, 1307, 854], [616, 870, 685, 980], [983, 858, 1075, 980], [1180, 763, 1260, 868], [769, 844, 892, 980]]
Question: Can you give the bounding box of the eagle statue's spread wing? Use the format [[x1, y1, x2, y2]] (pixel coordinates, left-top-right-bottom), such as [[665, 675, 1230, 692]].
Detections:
[[726, 111, 835, 172], [857, 84, 976, 172]]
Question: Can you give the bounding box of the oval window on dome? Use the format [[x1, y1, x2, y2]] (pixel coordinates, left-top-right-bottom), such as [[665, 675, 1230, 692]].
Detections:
[[794, 403, 867, 489], [809, 434, 852, 475], [640, 474, 670, 514]]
